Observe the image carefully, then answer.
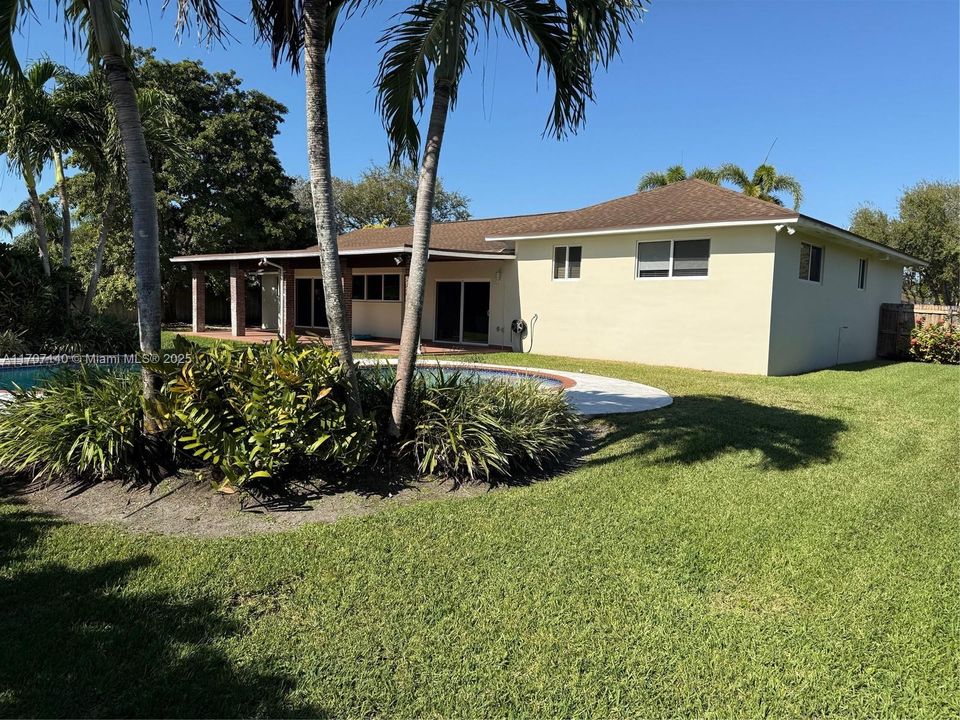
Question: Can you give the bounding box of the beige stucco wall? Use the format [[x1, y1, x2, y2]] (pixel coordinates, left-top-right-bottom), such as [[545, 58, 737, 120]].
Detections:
[[514, 225, 778, 373], [767, 229, 905, 375], [295, 260, 517, 345]]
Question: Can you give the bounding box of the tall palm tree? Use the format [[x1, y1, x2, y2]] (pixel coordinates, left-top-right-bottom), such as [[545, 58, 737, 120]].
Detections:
[[637, 164, 719, 191], [55, 68, 182, 315], [172, 0, 368, 416], [377, 0, 646, 434], [0, 59, 61, 277], [717, 162, 803, 209], [0, 0, 222, 421]]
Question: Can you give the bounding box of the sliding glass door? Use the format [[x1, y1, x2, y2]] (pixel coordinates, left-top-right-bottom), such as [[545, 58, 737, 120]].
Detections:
[[434, 281, 490, 345], [294, 277, 328, 328]]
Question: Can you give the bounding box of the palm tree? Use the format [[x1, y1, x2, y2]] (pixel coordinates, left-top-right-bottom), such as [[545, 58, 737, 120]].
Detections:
[[172, 0, 367, 417], [377, 0, 646, 435], [637, 164, 719, 191], [716, 162, 803, 209], [0, 59, 61, 277], [55, 68, 182, 315], [0, 0, 221, 420]]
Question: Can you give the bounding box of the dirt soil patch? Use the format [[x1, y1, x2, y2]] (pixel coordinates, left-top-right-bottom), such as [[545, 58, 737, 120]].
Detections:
[[1, 473, 495, 537]]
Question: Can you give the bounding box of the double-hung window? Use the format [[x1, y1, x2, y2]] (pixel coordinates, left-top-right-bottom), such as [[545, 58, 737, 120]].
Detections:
[[637, 239, 710, 279], [857, 258, 867, 290], [799, 242, 824, 283], [353, 273, 401, 302], [553, 245, 582, 280]]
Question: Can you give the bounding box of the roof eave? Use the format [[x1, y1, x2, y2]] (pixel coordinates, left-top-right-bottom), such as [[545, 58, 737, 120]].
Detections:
[[171, 246, 513, 263], [795, 216, 928, 267], [485, 216, 800, 242]]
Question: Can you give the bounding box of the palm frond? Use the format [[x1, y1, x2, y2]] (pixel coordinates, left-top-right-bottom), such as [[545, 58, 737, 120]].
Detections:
[[166, 0, 239, 47], [637, 171, 668, 191], [716, 162, 751, 191], [690, 165, 719, 184], [376, 0, 452, 165], [767, 172, 803, 209]]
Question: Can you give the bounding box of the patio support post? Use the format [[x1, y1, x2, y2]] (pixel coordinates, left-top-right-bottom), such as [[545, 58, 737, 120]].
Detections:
[[280, 261, 296, 339], [229, 261, 246, 337], [191, 264, 206, 333], [341, 258, 353, 338]]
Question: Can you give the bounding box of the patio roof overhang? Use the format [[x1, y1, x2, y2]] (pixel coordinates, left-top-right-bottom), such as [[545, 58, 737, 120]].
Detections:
[[171, 245, 514, 264]]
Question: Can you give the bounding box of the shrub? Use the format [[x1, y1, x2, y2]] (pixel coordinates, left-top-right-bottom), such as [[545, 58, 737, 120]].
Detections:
[[0, 330, 28, 357], [41, 314, 139, 355], [156, 336, 373, 489], [0, 367, 169, 483], [910, 320, 960, 364], [362, 366, 582, 482]]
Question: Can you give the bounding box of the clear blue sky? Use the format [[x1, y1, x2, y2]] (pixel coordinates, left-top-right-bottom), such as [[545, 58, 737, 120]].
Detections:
[[2, 0, 958, 228]]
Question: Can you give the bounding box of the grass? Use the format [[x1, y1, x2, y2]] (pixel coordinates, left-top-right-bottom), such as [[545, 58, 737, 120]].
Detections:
[[1, 354, 956, 717]]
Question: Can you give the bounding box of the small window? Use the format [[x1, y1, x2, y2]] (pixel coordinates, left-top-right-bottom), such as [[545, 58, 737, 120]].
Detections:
[[799, 242, 824, 283], [637, 241, 670, 278], [553, 245, 582, 280], [383, 274, 401, 301], [366, 274, 383, 300], [857, 258, 867, 290], [352, 274, 366, 300], [672, 239, 710, 277]]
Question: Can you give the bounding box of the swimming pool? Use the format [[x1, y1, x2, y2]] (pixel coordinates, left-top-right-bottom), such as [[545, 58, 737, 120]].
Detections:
[[0, 362, 567, 392]]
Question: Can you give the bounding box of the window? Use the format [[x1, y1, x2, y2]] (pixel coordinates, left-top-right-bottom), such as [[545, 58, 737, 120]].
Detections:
[[637, 239, 710, 279], [295, 278, 328, 327], [352, 273, 401, 302], [857, 258, 868, 290], [553, 245, 582, 280], [799, 242, 824, 283]]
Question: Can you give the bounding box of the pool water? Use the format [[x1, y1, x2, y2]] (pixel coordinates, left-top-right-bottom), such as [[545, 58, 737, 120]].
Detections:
[[0, 363, 563, 392]]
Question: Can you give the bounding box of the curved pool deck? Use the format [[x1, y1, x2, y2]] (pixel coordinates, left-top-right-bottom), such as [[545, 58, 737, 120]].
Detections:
[[364, 359, 673, 416]]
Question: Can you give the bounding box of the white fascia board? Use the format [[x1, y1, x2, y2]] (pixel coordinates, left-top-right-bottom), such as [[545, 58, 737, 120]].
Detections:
[[795, 217, 928, 267], [171, 246, 410, 263], [428, 249, 513, 260], [485, 217, 798, 242]]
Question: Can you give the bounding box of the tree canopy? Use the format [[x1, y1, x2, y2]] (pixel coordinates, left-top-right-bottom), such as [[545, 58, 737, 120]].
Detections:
[[294, 163, 471, 233], [851, 181, 959, 305]]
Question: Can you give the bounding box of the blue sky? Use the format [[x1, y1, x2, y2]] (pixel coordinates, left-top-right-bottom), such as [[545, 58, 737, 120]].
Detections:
[[2, 0, 958, 227]]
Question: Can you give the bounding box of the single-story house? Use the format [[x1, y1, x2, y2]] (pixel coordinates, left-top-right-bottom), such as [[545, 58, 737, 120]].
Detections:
[[172, 179, 926, 375]]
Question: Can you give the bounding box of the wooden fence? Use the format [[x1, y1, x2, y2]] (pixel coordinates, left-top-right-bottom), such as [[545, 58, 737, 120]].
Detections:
[[877, 303, 959, 358]]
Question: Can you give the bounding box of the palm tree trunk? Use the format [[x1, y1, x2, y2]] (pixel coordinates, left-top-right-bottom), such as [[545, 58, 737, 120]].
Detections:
[[388, 78, 452, 436], [303, 0, 361, 417], [87, 0, 161, 428], [24, 173, 51, 277], [83, 194, 116, 315], [54, 153, 71, 267]]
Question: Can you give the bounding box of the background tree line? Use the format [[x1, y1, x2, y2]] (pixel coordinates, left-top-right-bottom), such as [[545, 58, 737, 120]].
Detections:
[[1, 49, 472, 319]]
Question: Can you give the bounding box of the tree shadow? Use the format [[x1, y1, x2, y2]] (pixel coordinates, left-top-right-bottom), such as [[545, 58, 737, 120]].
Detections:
[[0, 502, 324, 718], [589, 395, 847, 471]]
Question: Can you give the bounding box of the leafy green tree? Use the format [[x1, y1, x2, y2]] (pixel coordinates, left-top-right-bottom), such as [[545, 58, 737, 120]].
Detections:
[[716, 162, 803, 209], [0, 59, 62, 276], [637, 164, 719, 190], [851, 181, 960, 304], [377, 0, 646, 434], [294, 163, 471, 232]]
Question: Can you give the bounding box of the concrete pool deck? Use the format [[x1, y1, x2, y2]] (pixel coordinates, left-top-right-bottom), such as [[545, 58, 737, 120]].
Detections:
[[368, 359, 673, 416]]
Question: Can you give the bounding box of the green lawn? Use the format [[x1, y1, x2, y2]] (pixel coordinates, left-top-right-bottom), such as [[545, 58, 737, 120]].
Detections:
[[1, 355, 956, 717]]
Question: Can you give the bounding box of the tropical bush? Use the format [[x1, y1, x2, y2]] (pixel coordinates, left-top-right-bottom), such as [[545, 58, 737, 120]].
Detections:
[[0, 330, 28, 357], [155, 337, 373, 489], [0, 367, 169, 483], [40, 313, 139, 355], [910, 320, 960, 364], [362, 366, 582, 483]]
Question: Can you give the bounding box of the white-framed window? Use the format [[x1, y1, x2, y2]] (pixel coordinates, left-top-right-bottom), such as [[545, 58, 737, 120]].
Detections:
[[352, 273, 401, 302], [636, 238, 710, 279], [552, 245, 582, 280], [857, 258, 868, 290], [799, 242, 824, 283]]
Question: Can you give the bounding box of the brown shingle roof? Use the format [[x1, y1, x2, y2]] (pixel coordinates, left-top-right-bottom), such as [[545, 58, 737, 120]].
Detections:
[[333, 179, 799, 254]]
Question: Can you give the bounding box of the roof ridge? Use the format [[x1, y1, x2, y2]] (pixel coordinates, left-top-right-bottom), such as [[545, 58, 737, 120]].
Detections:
[[685, 177, 800, 215]]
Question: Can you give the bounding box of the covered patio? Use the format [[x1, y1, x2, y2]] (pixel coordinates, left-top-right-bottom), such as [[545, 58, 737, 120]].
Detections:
[[171, 242, 519, 351]]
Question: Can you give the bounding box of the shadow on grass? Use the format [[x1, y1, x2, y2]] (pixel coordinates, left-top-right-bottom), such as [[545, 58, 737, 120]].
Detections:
[[589, 395, 847, 471], [0, 502, 322, 718]]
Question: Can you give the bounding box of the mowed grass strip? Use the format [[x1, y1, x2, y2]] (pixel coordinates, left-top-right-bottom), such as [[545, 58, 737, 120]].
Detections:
[[0, 357, 956, 718]]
